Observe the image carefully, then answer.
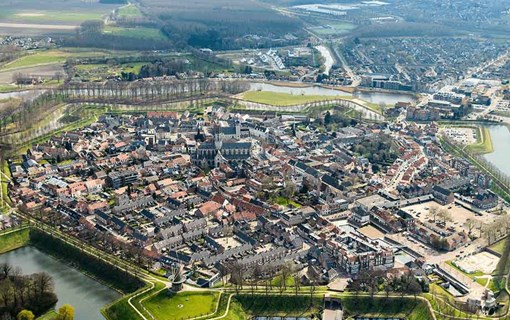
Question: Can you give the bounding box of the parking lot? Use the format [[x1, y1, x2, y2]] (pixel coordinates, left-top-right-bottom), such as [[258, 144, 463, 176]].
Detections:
[[401, 200, 498, 229]]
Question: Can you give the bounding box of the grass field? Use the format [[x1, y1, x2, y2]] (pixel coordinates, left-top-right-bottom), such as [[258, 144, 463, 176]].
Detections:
[[272, 196, 301, 208], [117, 4, 143, 18], [3, 50, 70, 69], [2, 49, 109, 70], [241, 91, 350, 106], [144, 291, 219, 320], [0, 228, 30, 254], [0, 84, 17, 92], [75, 62, 147, 80], [103, 26, 167, 41], [5, 11, 105, 23], [309, 22, 357, 36], [489, 237, 508, 255], [240, 91, 382, 115]]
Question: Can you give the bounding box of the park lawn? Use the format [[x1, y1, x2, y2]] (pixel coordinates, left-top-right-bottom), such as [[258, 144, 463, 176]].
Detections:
[[118, 4, 143, 18], [144, 291, 219, 320], [272, 196, 301, 208], [241, 91, 350, 106], [488, 237, 507, 255], [103, 26, 167, 41], [271, 275, 296, 288], [0, 228, 30, 254]]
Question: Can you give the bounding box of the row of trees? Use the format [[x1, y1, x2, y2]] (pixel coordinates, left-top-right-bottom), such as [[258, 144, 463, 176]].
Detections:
[[348, 269, 424, 299], [225, 260, 321, 303], [0, 263, 57, 319], [29, 230, 144, 293], [443, 136, 510, 200], [0, 79, 248, 141]]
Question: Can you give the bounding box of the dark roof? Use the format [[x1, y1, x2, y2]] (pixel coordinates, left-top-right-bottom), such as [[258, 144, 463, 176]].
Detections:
[[95, 209, 110, 221], [222, 142, 251, 149], [220, 127, 237, 135]]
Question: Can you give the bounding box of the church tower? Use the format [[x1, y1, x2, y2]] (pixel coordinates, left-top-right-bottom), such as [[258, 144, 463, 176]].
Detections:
[[214, 131, 223, 150]]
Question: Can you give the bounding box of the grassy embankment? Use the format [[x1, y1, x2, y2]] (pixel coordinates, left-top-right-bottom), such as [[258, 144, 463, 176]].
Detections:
[[134, 291, 433, 320], [240, 91, 382, 114], [466, 125, 494, 154], [0, 227, 30, 254], [222, 294, 432, 320]]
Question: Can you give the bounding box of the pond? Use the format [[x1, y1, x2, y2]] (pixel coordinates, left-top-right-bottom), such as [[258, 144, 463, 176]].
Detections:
[[353, 90, 416, 106], [0, 246, 121, 320], [483, 125, 510, 176]]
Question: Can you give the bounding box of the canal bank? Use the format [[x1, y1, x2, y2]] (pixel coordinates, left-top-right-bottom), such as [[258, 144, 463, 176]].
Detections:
[[0, 246, 121, 320], [0, 227, 144, 320], [483, 125, 510, 177]]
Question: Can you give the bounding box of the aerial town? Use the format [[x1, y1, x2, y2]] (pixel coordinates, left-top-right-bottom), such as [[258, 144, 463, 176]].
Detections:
[[2, 0, 510, 320]]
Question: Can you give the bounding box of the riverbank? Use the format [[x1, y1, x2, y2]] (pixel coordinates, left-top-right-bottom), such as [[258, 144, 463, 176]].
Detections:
[[29, 228, 144, 294], [0, 227, 140, 320]]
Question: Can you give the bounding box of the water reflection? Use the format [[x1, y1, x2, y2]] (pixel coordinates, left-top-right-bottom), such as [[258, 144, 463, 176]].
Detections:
[[0, 246, 120, 320], [483, 125, 510, 176]]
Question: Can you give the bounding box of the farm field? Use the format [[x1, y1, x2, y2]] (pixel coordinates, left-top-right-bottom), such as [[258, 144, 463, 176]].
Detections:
[[2, 49, 130, 70], [0, 0, 118, 35], [75, 62, 147, 80], [0, 0, 117, 24], [309, 22, 357, 36], [0, 64, 64, 85], [117, 4, 143, 18]]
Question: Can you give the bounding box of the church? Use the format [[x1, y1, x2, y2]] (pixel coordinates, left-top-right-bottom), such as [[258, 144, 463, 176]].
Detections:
[[193, 123, 252, 168]]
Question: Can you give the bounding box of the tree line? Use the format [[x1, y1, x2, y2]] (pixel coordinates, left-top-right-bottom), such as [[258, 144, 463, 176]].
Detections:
[[29, 230, 144, 293], [0, 79, 248, 139], [0, 262, 57, 319]]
